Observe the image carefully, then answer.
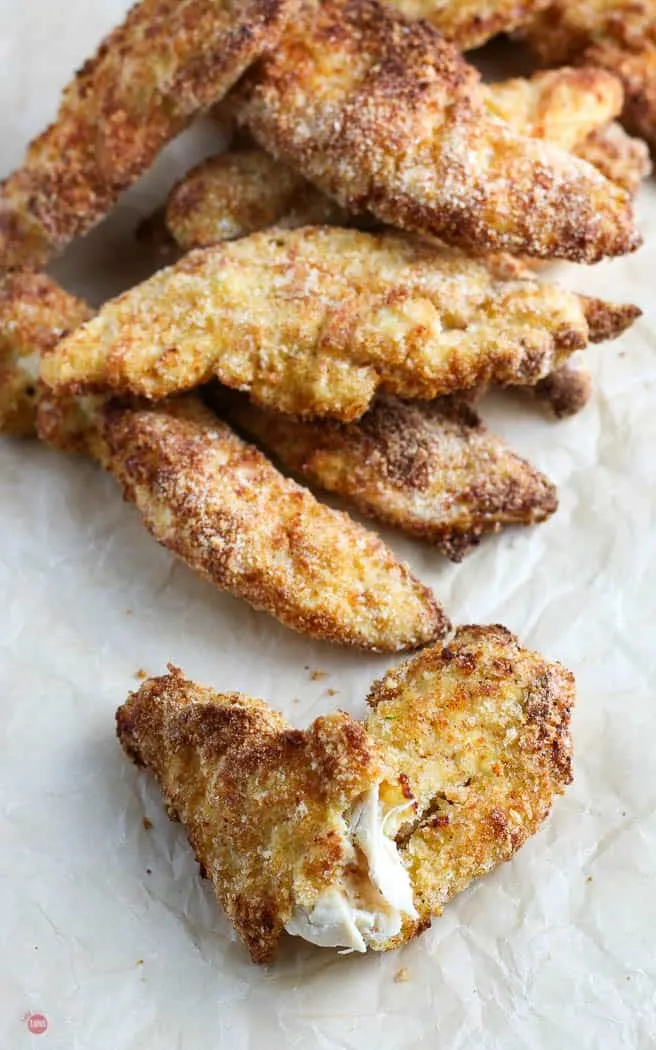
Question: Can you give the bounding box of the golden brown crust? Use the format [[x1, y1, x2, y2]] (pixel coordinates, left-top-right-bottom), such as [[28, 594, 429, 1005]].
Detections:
[[239, 0, 640, 262], [41, 226, 618, 420], [381, 0, 551, 49], [166, 149, 349, 250], [116, 667, 388, 962], [576, 120, 651, 194], [40, 394, 446, 650], [522, 1, 656, 150], [220, 392, 558, 560], [0, 0, 298, 268], [366, 624, 575, 933], [0, 272, 90, 437]]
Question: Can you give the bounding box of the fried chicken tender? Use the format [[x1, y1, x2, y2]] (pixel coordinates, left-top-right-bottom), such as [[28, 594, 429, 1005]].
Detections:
[[576, 120, 652, 193], [38, 393, 446, 650], [365, 624, 574, 931], [115, 625, 574, 961], [522, 0, 656, 151], [0, 271, 91, 436], [0, 0, 298, 268], [380, 0, 551, 50], [41, 227, 635, 421], [219, 392, 559, 560], [238, 0, 640, 262]]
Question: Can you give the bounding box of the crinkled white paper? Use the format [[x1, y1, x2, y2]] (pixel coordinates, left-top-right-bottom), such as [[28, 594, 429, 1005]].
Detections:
[[1, 3, 655, 1047]]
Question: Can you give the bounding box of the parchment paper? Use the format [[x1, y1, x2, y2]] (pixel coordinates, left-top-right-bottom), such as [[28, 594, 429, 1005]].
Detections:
[[1, 3, 655, 1047]]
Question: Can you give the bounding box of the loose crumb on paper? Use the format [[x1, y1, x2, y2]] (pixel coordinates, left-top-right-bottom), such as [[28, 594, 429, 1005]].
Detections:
[[134, 668, 148, 681], [326, 688, 337, 697], [394, 967, 410, 983], [310, 669, 327, 681], [142, 817, 153, 831]]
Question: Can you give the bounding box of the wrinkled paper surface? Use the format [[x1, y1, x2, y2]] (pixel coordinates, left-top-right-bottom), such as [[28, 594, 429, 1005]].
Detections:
[[1, 3, 655, 1047]]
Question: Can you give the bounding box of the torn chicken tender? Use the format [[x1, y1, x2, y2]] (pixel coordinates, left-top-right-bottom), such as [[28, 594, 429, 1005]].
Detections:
[[365, 624, 575, 932], [220, 392, 559, 560], [238, 0, 640, 262], [0, 0, 298, 268], [116, 667, 418, 962], [166, 149, 349, 251], [115, 625, 574, 960], [41, 226, 625, 421], [37, 393, 446, 651], [531, 359, 593, 418], [0, 271, 91, 436], [380, 0, 551, 50], [522, 0, 656, 151]]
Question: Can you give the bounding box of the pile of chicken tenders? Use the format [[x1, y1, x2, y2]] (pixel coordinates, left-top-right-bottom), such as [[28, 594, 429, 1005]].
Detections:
[[2, 0, 652, 961]]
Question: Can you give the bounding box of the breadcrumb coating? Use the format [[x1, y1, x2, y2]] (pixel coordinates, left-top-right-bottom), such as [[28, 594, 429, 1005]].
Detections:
[[523, 0, 656, 151], [239, 0, 640, 261], [115, 625, 574, 960], [532, 359, 593, 418], [219, 392, 559, 560], [116, 667, 400, 962], [38, 393, 446, 650], [41, 226, 624, 421], [380, 0, 551, 50], [576, 120, 652, 193], [366, 624, 574, 934], [0, 0, 298, 268], [0, 272, 91, 437]]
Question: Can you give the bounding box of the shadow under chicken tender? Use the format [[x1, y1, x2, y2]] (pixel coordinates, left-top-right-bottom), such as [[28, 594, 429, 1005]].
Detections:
[[0, 271, 91, 436], [219, 392, 559, 560], [41, 227, 635, 421], [365, 624, 574, 934], [380, 0, 551, 50], [115, 625, 574, 961], [522, 0, 656, 152], [38, 393, 446, 651], [238, 0, 640, 262], [0, 0, 298, 268]]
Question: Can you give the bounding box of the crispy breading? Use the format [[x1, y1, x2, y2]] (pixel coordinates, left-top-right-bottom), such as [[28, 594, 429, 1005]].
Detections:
[[380, 0, 551, 50], [576, 120, 652, 193], [532, 359, 593, 418], [166, 149, 349, 251], [116, 667, 408, 962], [0, 272, 91, 437], [238, 0, 640, 262], [115, 625, 574, 960], [365, 625, 574, 932], [0, 0, 298, 268], [483, 66, 623, 150], [38, 393, 446, 650], [522, 0, 656, 150], [219, 392, 559, 560], [164, 68, 641, 253], [41, 226, 630, 421]]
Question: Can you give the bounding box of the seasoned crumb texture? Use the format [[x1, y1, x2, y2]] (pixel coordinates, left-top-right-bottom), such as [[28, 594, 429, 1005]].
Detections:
[[221, 393, 558, 560], [166, 149, 349, 250], [0, 0, 298, 268], [366, 624, 575, 935], [576, 120, 652, 193], [41, 226, 623, 420], [532, 359, 592, 418], [60, 395, 445, 650], [239, 0, 639, 261], [0, 272, 90, 436], [116, 668, 386, 962], [381, 0, 551, 50], [523, 0, 656, 150]]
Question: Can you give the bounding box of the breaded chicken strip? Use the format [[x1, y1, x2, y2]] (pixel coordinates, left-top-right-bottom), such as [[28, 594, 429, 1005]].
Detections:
[[522, 0, 656, 151], [238, 0, 640, 262], [115, 625, 574, 960], [0, 272, 91, 437], [41, 227, 638, 421], [531, 359, 593, 418], [218, 392, 559, 560], [0, 0, 298, 268], [380, 0, 550, 50], [165, 67, 645, 253], [37, 393, 446, 651], [365, 625, 574, 931]]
